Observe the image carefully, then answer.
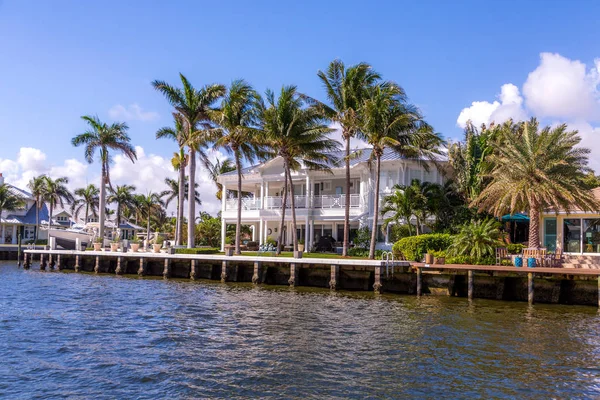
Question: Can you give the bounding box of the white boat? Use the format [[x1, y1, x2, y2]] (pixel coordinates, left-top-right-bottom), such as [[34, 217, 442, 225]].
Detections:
[[47, 223, 114, 250]]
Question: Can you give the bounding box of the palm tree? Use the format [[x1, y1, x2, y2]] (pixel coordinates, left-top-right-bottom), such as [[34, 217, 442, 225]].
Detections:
[[160, 177, 201, 209], [71, 184, 100, 225], [260, 85, 338, 254], [42, 176, 74, 229], [474, 119, 599, 249], [152, 74, 225, 248], [450, 218, 505, 261], [317, 60, 382, 256], [136, 192, 165, 246], [156, 115, 187, 246], [27, 176, 47, 242], [208, 158, 235, 200], [0, 184, 24, 242], [381, 183, 423, 237], [107, 184, 136, 227], [72, 116, 137, 239], [213, 80, 264, 254], [359, 85, 443, 258]]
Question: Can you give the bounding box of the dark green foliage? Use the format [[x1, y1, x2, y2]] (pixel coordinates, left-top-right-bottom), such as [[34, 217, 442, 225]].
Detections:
[[348, 248, 385, 258], [353, 227, 371, 249], [175, 248, 220, 255], [506, 243, 524, 254], [392, 233, 454, 261]]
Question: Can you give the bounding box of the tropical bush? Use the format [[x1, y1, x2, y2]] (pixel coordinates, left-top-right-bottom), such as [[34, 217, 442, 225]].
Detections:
[[449, 219, 504, 261], [506, 243, 524, 254], [392, 233, 454, 261], [353, 227, 371, 249], [175, 248, 220, 255], [348, 248, 385, 258]]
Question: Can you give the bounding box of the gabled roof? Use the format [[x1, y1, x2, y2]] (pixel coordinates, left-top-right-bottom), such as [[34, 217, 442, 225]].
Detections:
[[6, 183, 33, 200]]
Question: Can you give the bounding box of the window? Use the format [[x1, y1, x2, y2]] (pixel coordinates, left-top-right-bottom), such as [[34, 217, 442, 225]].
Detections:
[[24, 226, 35, 240], [564, 219, 581, 253], [583, 219, 600, 253], [377, 225, 386, 242], [543, 218, 557, 252], [335, 186, 343, 195]]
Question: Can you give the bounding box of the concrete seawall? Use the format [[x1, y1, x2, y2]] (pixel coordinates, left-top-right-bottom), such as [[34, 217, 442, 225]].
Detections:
[[21, 250, 600, 307]]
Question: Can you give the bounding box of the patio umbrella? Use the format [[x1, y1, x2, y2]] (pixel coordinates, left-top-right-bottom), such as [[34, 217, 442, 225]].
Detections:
[[500, 213, 530, 222]]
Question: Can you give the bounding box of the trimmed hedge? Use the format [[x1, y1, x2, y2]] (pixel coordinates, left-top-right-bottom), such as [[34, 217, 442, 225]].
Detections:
[[175, 247, 220, 255], [347, 248, 385, 258], [392, 234, 454, 262]]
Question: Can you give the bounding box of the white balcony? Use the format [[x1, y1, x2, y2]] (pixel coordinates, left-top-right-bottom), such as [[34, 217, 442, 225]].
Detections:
[[225, 194, 362, 211], [225, 198, 262, 210]]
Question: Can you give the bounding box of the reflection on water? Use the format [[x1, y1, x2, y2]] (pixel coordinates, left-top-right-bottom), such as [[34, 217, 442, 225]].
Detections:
[[0, 261, 599, 399]]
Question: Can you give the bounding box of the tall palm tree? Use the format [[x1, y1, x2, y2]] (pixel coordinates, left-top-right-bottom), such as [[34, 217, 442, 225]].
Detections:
[[156, 115, 187, 246], [213, 80, 264, 254], [317, 60, 382, 256], [260, 85, 338, 254], [474, 119, 599, 249], [71, 184, 100, 225], [359, 84, 443, 258], [136, 192, 165, 245], [27, 175, 47, 242], [42, 176, 74, 230], [72, 115, 137, 239], [380, 183, 424, 237], [107, 184, 136, 227], [160, 177, 201, 209], [208, 158, 235, 200], [0, 184, 24, 242], [152, 74, 225, 248]]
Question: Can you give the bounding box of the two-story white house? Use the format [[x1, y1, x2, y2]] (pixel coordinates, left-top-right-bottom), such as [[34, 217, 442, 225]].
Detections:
[[217, 149, 447, 252]]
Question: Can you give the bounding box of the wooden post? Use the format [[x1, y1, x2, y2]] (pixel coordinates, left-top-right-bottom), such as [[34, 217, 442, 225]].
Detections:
[[163, 259, 170, 279], [17, 235, 21, 268], [468, 270, 474, 300], [252, 261, 261, 284], [56, 254, 62, 271], [597, 276, 600, 308], [115, 257, 123, 275], [138, 258, 146, 276], [221, 260, 228, 283], [528, 272, 534, 304], [94, 256, 100, 274], [40, 253, 46, 271], [416, 267, 422, 296], [48, 254, 54, 271], [288, 263, 298, 287], [329, 265, 339, 290], [74, 255, 80, 272], [373, 265, 382, 294], [190, 259, 197, 280], [23, 252, 29, 269]]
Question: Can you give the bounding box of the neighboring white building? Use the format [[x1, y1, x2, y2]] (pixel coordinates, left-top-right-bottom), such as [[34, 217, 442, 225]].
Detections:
[[217, 149, 448, 252]]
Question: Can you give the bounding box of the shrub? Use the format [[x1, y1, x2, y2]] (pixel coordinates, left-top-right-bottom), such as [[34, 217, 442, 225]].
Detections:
[[353, 227, 371, 249], [348, 247, 368, 257], [506, 243, 524, 254], [446, 255, 475, 264], [449, 219, 504, 261], [266, 237, 277, 247], [175, 248, 220, 255], [392, 234, 454, 261]]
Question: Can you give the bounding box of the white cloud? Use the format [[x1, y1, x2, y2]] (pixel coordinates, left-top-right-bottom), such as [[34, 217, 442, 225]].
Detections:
[[108, 103, 159, 122], [564, 121, 600, 173], [456, 84, 527, 129], [327, 122, 370, 149], [523, 53, 600, 121]]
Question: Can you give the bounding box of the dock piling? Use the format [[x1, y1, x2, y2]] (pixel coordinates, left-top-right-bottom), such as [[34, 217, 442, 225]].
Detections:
[[329, 265, 339, 290], [74, 255, 80, 272], [138, 258, 146, 276], [252, 261, 261, 284], [115, 257, 122, 275], [94, 256, 100, 274], [468, 270, 474, 300], [373, 265, 382, 294], [190, 260, 196, 280], [56, 254, 61, 271], [416, 267, 422, 296], [288, 263, 298, 287], [23, 252, 30, 270], [221, 260, 228, 283], [528, 272, 534, 304], [39, 254, 46, 271], [48, 254, 54, 271], [597, 276, 600, 308], [163, 259, 170, 279]]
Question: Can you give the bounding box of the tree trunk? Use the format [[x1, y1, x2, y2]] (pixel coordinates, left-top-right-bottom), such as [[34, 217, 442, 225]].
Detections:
[[176, 162, 185, 246], [35, 201, 40, 242], [529, 202, 541, 249], [369, 154, 381, 259], [85, 205, 89, 226], [343, 134, 350, 257], [276, 163, 288, 255], [287, 166, 298, 253], [235, 151, 243, 255], [99, 167, 107, 240], [49, 203, 53, 233], [147, 215, 151, 250], [187, 148, 196, 248]]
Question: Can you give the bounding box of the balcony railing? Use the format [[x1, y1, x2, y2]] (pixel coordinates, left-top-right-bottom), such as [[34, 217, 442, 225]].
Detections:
[[225, 194, 361, 210]]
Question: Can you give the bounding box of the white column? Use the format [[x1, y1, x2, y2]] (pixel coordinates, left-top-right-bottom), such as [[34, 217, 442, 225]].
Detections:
[[260, 181, 265, 209], [259, 219, 264, 245], [220, 218, 226, 251], [305, 216, 309, 251], [265, 181, 270, 209], [11, 225, 17, 244], [309, 220, 314, 250], [222, 182, 227, 212], [305, 175, 311, 208], [252, 224, 256, 241]]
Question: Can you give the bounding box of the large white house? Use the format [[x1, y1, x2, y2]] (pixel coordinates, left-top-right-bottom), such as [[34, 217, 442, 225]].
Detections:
[[217, 149, 448, 252]]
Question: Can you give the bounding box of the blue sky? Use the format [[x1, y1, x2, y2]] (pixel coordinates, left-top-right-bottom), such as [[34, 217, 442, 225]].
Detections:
[[1, 0, 600, 212]]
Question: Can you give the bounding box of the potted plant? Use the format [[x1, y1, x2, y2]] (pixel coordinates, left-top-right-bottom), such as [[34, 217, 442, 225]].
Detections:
[[130, 235, 140, 253], [152, 234, 164, 253], [425, 251, 434, 264], [110, 234, 120, 252], [93, 237, 103, 252], [298, 239, 305, 252]]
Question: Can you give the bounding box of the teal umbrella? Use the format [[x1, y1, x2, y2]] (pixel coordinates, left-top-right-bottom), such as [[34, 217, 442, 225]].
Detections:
[[500, 213, 530, 222]]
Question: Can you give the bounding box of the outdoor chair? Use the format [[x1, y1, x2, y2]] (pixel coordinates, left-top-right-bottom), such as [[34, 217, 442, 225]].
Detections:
[[550, 249, 564, 267], [258, 244, 276, 256], [495, 247, 511, 266]]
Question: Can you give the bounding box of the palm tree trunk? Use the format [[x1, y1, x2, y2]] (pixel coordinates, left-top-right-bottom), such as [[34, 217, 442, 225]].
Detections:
[[177, 163, 185, 246], [99, 167, 107, 240], [187, 148, 196, 248], [529, 202, 541, 249], [147, 215, 151, 250], [235, 151, 243, 255], [369, 154, 381, 259], [35, 201, 40, 242], [49, 203, 54, 233], [287, 165, 298, 253], [85, 205, 89, 225], [276, 163, 289, 255], [343, 134, 350, 257]]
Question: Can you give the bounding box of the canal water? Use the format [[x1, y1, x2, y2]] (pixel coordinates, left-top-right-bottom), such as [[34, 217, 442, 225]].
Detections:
[[1, 262, 600, 399]]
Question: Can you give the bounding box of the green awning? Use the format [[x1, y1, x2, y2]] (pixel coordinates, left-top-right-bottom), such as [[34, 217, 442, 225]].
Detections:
[[500, 213, 530, 222]]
